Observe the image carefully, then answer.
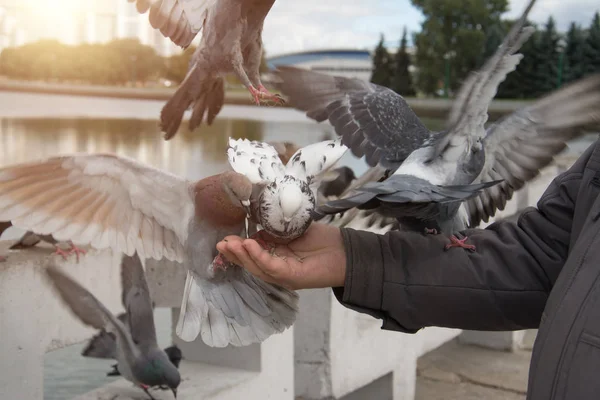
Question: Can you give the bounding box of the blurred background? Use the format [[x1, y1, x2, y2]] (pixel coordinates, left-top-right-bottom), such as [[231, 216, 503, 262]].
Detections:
[[0, 0, 598, 399]]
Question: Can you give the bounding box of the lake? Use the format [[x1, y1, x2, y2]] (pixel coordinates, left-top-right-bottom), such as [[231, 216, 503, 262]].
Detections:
[[0, 91, 595, 399]]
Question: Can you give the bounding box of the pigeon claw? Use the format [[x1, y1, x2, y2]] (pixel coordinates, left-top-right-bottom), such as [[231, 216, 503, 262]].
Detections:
[[67, 242, 87, 262], [257, 85, 286, 105], [424, 228, 438, 235], [52, 246, 72, 260], [444, 235, 476, 252], [248, 86, 262, 105], [213, 253, 229, 270]]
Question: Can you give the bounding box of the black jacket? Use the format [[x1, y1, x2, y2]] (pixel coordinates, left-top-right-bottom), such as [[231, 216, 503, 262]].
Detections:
[[333, 138, 600, 399]]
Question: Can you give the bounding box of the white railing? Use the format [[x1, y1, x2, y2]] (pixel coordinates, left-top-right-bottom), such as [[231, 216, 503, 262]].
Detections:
[[0, 158, 572, 400]]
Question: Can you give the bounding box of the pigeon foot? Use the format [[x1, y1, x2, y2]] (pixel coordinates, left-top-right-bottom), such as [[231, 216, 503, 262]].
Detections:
[[444, 235, 476, 252], [248, 86, 262, 105], [140, 384, 157, 400], [67, 241, 87, 262], [53, 245, 72, 260], [258, 85, 286, 105], [213, 253, 229, 270], [424, 228, 438, 235], [0, 255, 6, 263]]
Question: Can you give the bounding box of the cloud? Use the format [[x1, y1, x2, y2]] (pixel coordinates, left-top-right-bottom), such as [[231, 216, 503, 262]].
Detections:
[[262, 0, 598, 57]]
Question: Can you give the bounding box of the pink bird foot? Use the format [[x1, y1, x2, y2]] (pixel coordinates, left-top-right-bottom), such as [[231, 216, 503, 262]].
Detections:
[[53, 246, 72, 260], [67, 241, 87, 262], [0, 255, 6, 263], [257, 85, 286, 105], [248, 86, 262, 105], [444, 235, 476, 252], [213, 253, 229, 271], [424, 228, 438, 235]]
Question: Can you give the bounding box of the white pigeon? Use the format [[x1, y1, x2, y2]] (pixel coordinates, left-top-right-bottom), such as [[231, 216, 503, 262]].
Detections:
[[227, 137, 348, 242]]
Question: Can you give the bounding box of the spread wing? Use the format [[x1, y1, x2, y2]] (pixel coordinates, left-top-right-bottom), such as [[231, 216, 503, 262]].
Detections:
[[121, 254, 159, 350], [274, 66, 432, 169], [227, 138, 285, 184], [432, 0, 536, 161], [0, 153, 195, 262], [466, 73, 600, 227], [46, 265, 140, 360], [285, 138, 348, 183], [129, 0, 217, 48]]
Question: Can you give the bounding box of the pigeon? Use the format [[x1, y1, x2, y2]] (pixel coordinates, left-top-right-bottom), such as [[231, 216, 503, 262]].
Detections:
[[7, 227, 87, 260], [276, 0, 600, 251], [45, 254, 181, 399], [0, 153, 298, 347], [82, 313, 184, 380], [227, 137, 348, 244], [318, 166, 357, 199], [130, 0, 284, 140]]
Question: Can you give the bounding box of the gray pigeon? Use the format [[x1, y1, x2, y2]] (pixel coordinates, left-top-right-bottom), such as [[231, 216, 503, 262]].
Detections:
[[227, 137, 348, 244], [130, 0, 284, 140], [45, 254, 181, 399], [82, 313, 183, 382], [0, 154, 298, 348], [276, 0, 600, 251]]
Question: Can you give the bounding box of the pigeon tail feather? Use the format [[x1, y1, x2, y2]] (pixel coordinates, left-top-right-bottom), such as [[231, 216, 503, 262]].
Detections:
[[189, 76, 225, 132], [175, 269, 298, 347]]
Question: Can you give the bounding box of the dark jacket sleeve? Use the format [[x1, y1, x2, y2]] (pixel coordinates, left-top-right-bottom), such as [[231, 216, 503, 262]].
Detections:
[[332, 146, 593, 333]]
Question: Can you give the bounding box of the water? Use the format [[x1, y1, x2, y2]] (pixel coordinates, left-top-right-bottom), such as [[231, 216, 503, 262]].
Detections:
[[0, 93, 595, 399]]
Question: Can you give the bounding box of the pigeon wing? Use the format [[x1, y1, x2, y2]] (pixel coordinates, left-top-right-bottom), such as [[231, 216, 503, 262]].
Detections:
[[45, 265, 139, 360], [274, 66, 432, 169], [130, 0, 218, 48], [465, 73, 600, 227], [0, 153, 194, 262], [227, 138, 285, 184], [121, 254, 159, 351], [432, 0, 537, 162], [285, 138, 348, 183]]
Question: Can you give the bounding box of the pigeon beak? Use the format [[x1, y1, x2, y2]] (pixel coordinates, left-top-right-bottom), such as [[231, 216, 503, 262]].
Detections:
[[172, 388, 178, 398]]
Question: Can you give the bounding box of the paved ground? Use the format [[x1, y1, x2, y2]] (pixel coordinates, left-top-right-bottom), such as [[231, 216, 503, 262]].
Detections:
[[416, 330, 537, 400]]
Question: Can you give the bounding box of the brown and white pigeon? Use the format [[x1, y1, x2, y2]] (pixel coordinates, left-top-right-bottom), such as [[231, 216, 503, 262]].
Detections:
[[0, 153, 298, 347], [129, 0, 284, 140]]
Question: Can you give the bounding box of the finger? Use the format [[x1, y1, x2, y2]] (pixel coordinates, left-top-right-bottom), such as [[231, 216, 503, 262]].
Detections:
[[216, 241, 243, 266], [243, 239, 292, 281], [225, 240, 277, 284]]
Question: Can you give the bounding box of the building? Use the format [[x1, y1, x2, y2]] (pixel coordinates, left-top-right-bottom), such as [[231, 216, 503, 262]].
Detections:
[[0, 0, 183, 56], [266, 49, 373, 81]]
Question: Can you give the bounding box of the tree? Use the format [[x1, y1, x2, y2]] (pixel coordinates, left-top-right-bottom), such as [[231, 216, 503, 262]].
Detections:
[[370, 34, 392, 87], [411, 0, 508, 96], [533, 17, 560, 96], [582, 12, 600, 75], [564, 22, 585, 84], [390, 27, 415, 96], [163, 45, 196, 83]]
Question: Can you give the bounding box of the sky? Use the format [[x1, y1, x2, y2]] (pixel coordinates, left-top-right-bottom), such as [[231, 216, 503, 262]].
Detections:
[[262, 0, 600, 56]]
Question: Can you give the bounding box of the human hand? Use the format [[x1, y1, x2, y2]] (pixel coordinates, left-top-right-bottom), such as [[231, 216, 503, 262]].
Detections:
[[215, 223, 346, 290]]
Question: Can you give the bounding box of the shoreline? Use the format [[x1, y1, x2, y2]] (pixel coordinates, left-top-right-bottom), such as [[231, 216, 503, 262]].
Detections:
[[0, 79, 533, 120]]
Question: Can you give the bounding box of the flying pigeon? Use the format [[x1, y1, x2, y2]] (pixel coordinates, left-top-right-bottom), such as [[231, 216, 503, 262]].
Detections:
[[129, 0, 284, 140], [227, 137, 348, 244], [45, 254, 181, 399], [275, 0, 600, 251], [82, 313, 183, 381], [0, 153, 298, 347]]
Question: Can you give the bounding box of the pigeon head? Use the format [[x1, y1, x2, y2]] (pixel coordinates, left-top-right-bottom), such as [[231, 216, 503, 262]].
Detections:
[[259, 176, 315, 241], [221, 171, 253, 212], [135, 351, 181, 397]]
